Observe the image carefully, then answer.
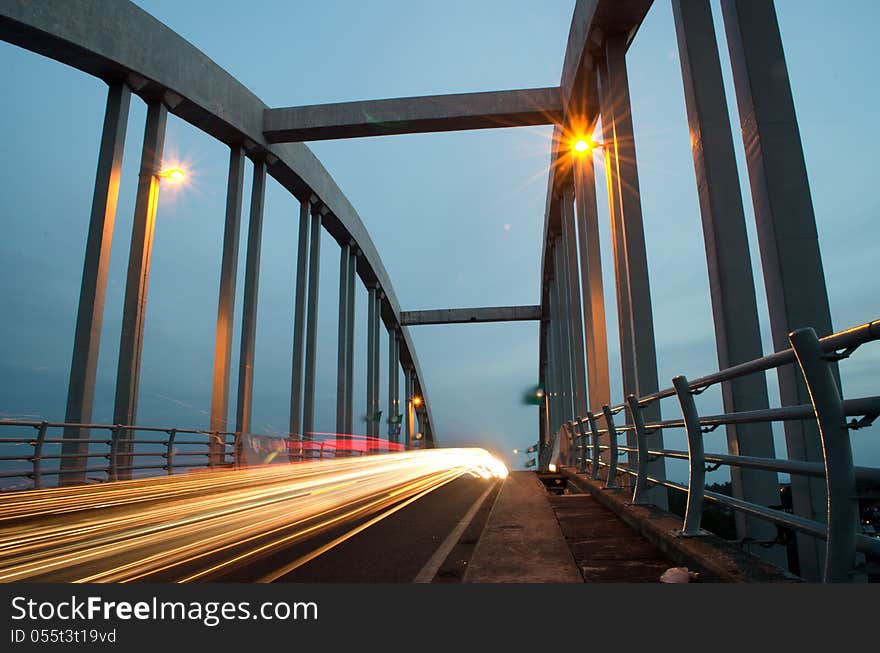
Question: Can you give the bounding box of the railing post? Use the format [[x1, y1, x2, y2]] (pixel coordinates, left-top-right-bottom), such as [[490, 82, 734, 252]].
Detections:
[[576, 419, 588, 474], [586, 411, 601, 480], [109, 425, 123, 482], [790, 327, 858, 582], [673, 375, 705, 536], [166, 429, 177, 475], [31, 421, 48, 490], [233, 432, 243, 468], [626, 395, 651, 505], [601, 405, 619, 488]]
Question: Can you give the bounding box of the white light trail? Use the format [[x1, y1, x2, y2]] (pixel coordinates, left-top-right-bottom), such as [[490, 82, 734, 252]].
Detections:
[[0, 448, 507, 583]]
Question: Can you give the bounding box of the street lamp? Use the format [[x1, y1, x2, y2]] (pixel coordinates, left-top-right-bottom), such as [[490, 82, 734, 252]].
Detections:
[[157, 167, 186, 181], [412, 395, 423, 407], [572, 138, 606, 155]]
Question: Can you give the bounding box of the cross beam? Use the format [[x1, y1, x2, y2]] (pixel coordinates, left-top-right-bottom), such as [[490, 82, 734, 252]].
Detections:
[[400, 305, 542, 326], [263, 88, 563, 142]]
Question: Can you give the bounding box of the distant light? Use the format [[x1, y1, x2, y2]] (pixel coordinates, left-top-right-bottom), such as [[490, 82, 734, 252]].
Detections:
[[158, 167, 186, 182], [548, 463, 557, 472], [573, 139, 590, 153], [412, 396, 423, 407], [513, 449, 519, 454], [535, 389, 545, 399]]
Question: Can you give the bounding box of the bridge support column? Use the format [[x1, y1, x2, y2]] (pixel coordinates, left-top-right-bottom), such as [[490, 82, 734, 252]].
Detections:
[[289, 199, 312, 459], [552, 239, 573, 426], [597, 37, 667, 507], [366, 286, 379, 442], [552, 246, 571, 446], [301, 204, 324, 452], [721, 0, 832, 581], [372, 292, 382, 443], [547, 271, 559, 437], [672, 0, 784, 566], [208, 145, 246, 467], [387, 328, 399, 444], [344, 248, 357, 435], [336, 243, 351, 450], [560, 185, 588, 424], [113, 99, 167, 480], [234, 158, 267, 441], [540, 316, 554, 452], [548, 275, 564, 436], [62, 82, 131, 485], [573, 144, 611, 419], [404, 367, 414, 448]]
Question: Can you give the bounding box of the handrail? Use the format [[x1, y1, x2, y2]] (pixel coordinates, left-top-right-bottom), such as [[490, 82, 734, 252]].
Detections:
[[0, 419, 404, 489], [557, 318, 880, 582]]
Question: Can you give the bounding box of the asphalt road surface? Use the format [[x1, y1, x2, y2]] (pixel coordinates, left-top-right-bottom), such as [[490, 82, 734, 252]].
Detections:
[[0, 452, 504, 583], [265, 475, 501, 583]]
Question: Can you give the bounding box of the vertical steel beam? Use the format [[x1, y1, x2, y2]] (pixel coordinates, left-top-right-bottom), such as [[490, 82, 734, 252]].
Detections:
[[344, 248, 357, 435], [404, 367, 414, 448], [62, 82, 131, 485], [553, 238, 573, 424], [301, 204, 323, 448], [372, 291, 382, 443], [597, 62, 637, 407], [366, 286, 378, 440], [573, 147, 610, 415], [396, 333, 401, 442], [113, 99, 167, 479], [598, 37, 667, 507], [548, 275, 565, 434], [540, 316, 552, 449], [672, 0, 783, 563], [721, 0, 832, 581], [208, 145, 246, 467], [560, 184, 588, 420], [547, 280, 558, 434], [289, 199, 312, 453], [388, 327, 399, 442], [234, 158, 267, 439], [335, 243, 350, 445]]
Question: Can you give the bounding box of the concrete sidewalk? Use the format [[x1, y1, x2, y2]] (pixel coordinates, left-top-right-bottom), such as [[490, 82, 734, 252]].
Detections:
[[463, 471, 582, 583]]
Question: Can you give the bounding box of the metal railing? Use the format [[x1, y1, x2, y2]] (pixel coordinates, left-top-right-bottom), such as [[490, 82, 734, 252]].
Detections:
[[0, 422, 238, 489], [557, 320, 880, 582], [0, 421, 406, 491]]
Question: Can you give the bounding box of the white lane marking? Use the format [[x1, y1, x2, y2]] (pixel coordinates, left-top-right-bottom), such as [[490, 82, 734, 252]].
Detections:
[[413, 480, 498, 583]]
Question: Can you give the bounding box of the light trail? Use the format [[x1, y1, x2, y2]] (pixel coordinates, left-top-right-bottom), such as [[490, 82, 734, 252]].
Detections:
[[0, 448, 507, 583]]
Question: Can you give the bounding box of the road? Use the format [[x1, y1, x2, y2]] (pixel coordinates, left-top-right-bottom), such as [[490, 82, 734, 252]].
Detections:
[[266, 474, 500, 583], [0, 450, 504, 583]]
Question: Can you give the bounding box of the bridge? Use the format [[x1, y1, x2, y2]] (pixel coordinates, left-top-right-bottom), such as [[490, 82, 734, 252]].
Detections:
[[0, 0, 877, 585]]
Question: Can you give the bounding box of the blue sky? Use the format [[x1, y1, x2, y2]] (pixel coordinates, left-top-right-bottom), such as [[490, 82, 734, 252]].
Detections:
[[0, 0, 877, 477]]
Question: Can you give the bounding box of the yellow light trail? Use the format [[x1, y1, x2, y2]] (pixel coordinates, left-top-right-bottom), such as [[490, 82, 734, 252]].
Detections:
[[0, 448, 507, 583]]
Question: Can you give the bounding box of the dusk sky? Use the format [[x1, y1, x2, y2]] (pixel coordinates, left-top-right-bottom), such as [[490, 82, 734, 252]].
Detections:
[[0, 0, 877, 478]]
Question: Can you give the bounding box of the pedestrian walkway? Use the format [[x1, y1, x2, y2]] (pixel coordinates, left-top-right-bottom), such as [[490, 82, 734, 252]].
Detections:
[[463, 471, 582, 582]]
